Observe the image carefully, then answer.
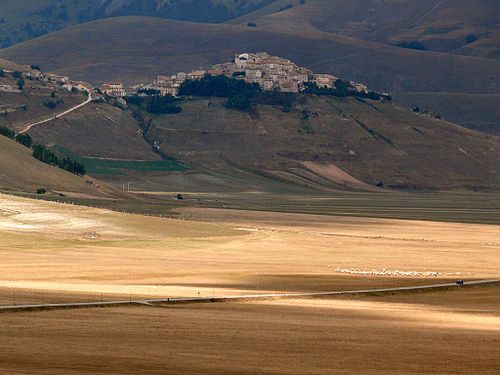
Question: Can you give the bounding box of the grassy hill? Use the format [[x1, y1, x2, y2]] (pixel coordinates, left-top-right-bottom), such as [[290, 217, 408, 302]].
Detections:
[[0, 0, 276, 48], [237, 0, 500, 59], [146, 96, 500, 190], [0, 134, 113, 196]]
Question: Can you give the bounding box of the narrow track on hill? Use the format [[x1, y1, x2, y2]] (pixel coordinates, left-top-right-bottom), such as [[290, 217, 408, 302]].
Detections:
[[19, 89, 93, 134], [1, 279, 499, 313]]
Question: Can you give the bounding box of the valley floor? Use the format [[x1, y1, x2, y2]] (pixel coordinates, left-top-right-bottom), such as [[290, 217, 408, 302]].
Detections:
[[0, 192, 499, 373], [1, 286, 499, 374]]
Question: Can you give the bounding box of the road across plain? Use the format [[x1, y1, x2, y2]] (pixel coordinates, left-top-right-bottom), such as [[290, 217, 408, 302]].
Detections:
[[1, 279, 499, 313]]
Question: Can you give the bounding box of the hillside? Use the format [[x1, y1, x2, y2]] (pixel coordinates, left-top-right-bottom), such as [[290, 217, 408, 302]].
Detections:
[[0, 63, 88, 133], [145, 96, 500, 190], [1, 17, 498, 94], [1, 16, 498, 133], [0, 0, 276, 48], [0, 135, 111, 196], [27, 102, 161, 161], [238, 0, 500, 59]]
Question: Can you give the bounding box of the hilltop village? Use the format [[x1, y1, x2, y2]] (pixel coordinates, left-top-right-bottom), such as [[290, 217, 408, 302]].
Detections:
[[99, 52, 383, 99], [2, 52, 388, 105]]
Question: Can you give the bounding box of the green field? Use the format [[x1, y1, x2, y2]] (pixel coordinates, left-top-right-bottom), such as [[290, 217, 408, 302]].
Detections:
[[53, 145, 187, 175]]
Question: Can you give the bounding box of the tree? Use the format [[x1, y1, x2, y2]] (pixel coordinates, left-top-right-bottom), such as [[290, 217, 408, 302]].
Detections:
[[32, 143, 86, 176], [32, 143, 59, 165], [179, 75, 260, 99], [0, 124, 15, 139], [15, 133, 33, 148], [17, 78, 25, 91], [226, 93, 250, 110]]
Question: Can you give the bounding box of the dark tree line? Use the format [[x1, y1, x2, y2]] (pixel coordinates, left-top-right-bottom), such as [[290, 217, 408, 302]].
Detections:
[[0, 124, 86, 176], [125, 94, 182, 114], [179, 75, 261, 110], [304, 81, 391, 101], [32, 144, 86, 175], [178, 75, 303, 111]]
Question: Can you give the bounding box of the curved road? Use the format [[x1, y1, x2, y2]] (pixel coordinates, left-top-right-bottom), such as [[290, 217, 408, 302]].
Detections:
[[1, 278, 499, 313], [19, 89, 93, 134]]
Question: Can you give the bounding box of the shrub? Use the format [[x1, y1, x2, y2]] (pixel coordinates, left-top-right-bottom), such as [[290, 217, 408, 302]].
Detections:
[[465, 34, 478, 44], [44, 100, 57, 109], [395, 41, 427, 50], [36, 188, 47, 195]]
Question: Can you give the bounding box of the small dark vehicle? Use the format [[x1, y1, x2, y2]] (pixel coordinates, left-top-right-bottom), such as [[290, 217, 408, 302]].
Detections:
[[456, 280, 464, 285]]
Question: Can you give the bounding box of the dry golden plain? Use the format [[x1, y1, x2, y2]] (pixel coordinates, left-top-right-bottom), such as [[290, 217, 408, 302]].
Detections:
[[0, 286, 499, 374], [0, 192, 499, 374], [0, 193, 499, 304]]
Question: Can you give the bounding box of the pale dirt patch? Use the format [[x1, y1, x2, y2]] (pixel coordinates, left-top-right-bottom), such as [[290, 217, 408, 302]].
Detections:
[[0, 193, 238, 240], [302, 161, 379, 191], [0, 194, 118, 237]]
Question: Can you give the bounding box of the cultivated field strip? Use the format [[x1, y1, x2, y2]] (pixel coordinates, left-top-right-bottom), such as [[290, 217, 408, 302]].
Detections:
[[1, 279, 499, 313]]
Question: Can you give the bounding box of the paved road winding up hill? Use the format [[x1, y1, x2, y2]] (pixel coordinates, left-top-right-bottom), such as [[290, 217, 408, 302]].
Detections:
[[19, 89, 93, 134]]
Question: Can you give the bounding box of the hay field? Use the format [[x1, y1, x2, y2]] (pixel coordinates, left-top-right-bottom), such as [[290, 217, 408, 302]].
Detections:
[[0, 286, 499, 374], [0, 193, 499, 305], [1, 193, 499, 373]]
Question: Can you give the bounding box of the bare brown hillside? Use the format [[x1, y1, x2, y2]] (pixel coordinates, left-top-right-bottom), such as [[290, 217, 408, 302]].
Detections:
[[0, 135, 111, 196], [146, 96, 500, 190], [240, 0, 500, 58], [1, 17, 498, 95], [27, 103, 160, 161]]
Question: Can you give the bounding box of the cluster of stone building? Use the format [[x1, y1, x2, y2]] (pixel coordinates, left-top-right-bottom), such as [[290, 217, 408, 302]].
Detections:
[[99, 52, 372, 98], [0, 66, 92, 95]]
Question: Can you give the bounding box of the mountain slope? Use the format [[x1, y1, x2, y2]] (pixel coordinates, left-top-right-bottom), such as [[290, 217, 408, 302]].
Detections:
[[0, 0, 276, 47], [238, 0, 500, 59], [2, 16, 498, 133], [146, 96, 500, 190], [26, 102, 161, 161], [1, 17, 498, 94], [0, 135, 110, 195]]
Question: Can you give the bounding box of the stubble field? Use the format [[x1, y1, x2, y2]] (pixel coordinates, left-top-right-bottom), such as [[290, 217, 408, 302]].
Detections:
[[0, 192, 499, 373]]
